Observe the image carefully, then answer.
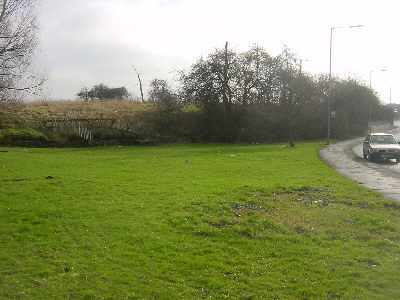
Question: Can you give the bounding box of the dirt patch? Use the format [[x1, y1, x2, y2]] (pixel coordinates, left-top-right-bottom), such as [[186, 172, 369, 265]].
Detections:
[[231, 203, 266, 211], [283, 187, 371, 209], [356, 258, 380, 267], [207, 221, 234, 229], [2, 177, 29, 182], [283, 187, 341, 207], [291, 187, 328, 193], [384, 201, 400, 210]]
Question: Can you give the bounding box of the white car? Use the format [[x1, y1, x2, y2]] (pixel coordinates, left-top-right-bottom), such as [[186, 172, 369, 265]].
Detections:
[[363, 133, 400, 163]]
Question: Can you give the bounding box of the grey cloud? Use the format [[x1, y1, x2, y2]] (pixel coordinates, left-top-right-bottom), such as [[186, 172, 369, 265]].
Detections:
[[39, 35, 188, 99]]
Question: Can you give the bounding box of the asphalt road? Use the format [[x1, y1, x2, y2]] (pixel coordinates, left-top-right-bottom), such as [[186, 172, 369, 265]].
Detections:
[[319, 122, 400, 201]]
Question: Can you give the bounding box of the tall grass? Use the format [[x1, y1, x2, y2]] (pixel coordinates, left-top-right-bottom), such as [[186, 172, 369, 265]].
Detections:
[[0, 100, 150, 126]]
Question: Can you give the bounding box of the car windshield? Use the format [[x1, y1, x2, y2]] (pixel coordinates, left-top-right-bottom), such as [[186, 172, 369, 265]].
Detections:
[[370, 135, 397, 144]]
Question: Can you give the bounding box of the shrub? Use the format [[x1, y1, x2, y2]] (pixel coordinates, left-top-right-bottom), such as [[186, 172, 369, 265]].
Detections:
[[0, 128, 54, 147]]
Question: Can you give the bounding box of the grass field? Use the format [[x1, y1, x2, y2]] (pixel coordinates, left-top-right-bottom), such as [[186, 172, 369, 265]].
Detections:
[[1, 142, 400, 299]]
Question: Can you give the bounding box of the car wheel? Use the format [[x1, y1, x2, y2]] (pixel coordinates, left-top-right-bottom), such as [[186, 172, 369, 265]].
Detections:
[[368, 153, 374, 162], [363, 150, 367, 159]]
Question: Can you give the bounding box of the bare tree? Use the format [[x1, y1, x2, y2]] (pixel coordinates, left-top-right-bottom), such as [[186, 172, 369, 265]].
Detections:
[[0, 0, 43, 102], [132, 64, 144, 102]]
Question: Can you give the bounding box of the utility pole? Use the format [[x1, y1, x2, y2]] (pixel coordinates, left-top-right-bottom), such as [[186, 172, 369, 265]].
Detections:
[[327, 27, 333, 145], [222, 42, 230, 119], [390, 86, 392, 130], [327, 25, 364, 145], [223, 42, 229, 106], [369, 69, 386, 129]]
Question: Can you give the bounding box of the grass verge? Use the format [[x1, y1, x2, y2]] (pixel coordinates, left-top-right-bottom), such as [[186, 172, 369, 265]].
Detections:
[[0, 142, 399, 299]]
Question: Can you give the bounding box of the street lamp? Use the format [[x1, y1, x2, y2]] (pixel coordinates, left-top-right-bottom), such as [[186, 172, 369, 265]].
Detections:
[[327, 25, 364, 145], [369, 69, 387, 129], [390, 86, 392, 130]]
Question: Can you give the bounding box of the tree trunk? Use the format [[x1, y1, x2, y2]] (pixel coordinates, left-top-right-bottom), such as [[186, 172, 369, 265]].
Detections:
[[133, 65, 145, 102]]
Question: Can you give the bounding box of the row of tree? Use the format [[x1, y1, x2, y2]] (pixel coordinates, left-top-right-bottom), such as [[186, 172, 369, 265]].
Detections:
[[74, 44, 389, 143], [77, 84, 129, 101], [144, 44, 386, 143]]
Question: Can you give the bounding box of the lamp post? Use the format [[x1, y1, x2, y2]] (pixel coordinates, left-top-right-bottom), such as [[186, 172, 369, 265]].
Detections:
[[369, 69, 387, 130], [389, 86, 392, 130], [327, 25, 364, 145]]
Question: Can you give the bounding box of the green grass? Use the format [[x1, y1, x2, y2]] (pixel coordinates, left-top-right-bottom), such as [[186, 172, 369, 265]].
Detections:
[[1, 142, 400, 299]]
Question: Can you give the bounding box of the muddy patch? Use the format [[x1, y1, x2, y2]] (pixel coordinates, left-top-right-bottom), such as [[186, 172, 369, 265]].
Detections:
[[231, 203, 266, 211], [291, 187, 328, 193], [207, 221, 234, 229], [285, 187, 342, 207], [2, 177, 30, 182], [356, 258, 380, 267], [284, 187, 370, 209]]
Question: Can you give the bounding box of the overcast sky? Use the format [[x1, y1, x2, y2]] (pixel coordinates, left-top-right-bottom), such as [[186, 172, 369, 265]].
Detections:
[[35, 0, 400, 103]]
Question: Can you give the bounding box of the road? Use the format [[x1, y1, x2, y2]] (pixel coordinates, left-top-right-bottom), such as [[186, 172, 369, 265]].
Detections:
[[319, 122, 400, 201]]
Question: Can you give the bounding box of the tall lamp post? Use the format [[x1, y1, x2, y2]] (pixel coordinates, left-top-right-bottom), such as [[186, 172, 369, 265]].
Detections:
[[327, 25, 364, 145], [369, 69, 387, 130], [389, 86, 392, 130]]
